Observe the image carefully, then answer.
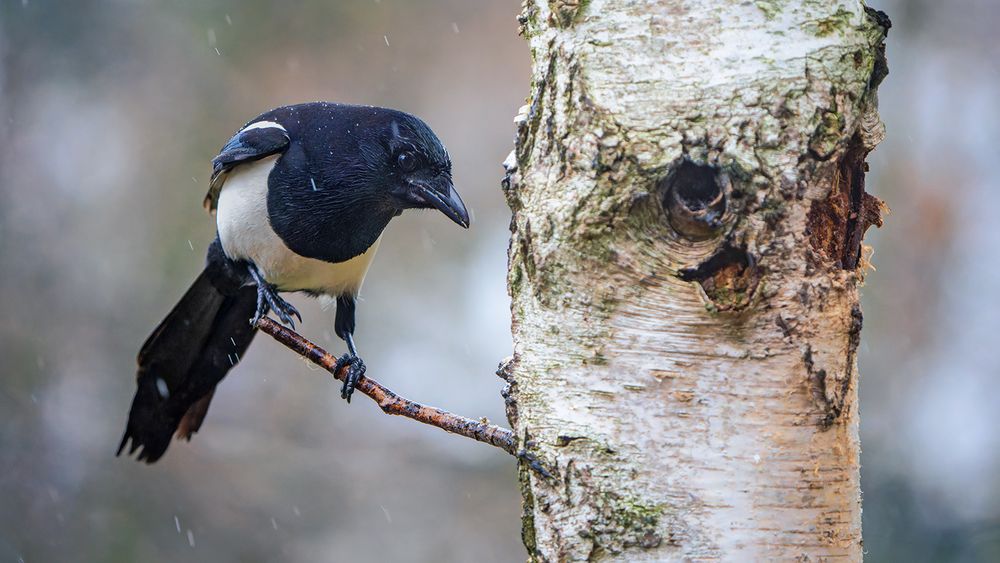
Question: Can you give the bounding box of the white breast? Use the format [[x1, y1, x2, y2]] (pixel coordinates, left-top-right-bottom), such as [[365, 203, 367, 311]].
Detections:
[[214, 155, 381, 296]]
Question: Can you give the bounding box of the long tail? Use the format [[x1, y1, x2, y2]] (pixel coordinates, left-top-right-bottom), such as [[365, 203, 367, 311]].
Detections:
[[118, 268, 257, 463]]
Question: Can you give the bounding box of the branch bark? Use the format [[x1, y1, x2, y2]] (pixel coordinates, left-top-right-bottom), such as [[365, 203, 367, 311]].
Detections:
[[503, 1, 889, 560], [254, 317, 517, 455]]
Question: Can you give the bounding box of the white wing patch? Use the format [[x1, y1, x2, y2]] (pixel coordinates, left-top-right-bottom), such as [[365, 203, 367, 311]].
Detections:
[[240, 120, 285, 133]]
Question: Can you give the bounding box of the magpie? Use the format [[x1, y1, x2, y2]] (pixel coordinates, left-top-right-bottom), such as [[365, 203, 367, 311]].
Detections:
[[117, 102, 469, 463]]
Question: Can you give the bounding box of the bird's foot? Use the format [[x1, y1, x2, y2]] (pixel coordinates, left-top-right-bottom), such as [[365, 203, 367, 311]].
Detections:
[[256, 284, 301, 327], [335, 354, 366, 403], [247, 264, 302, 328]]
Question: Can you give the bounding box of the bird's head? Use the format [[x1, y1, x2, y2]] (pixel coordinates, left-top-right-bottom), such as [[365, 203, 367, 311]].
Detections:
[[365, 111, 469, 229]]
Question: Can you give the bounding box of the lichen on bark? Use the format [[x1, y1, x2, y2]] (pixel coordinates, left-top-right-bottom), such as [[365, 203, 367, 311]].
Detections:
[[504, 1, 890, 560]]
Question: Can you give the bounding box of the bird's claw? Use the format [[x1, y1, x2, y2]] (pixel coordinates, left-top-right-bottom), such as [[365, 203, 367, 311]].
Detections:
[[267, 291, 302, 327], [335, 353, 365, 403], [247, 263, 301, 328], [252, 281, 301, 328]]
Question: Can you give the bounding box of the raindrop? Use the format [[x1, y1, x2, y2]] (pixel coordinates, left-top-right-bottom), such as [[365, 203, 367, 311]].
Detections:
[[225, 14, 232, 26], [451, 22, 460, 34], [174, 516, 181, 533], [383, 35, 390, 47], [187, 529, 196, 547], [187, 240, 194, 251], [156, 378, 170, 399], [421, 228, 435, 252], [310, 177, 318, 191]]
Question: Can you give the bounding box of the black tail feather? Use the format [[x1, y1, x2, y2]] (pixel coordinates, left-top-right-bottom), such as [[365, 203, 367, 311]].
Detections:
[[118, 268, 257, 463]]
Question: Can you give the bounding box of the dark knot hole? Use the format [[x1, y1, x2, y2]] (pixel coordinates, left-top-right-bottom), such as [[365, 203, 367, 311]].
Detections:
[[659, 161, 727, 239], [671, 162, 720, 211]]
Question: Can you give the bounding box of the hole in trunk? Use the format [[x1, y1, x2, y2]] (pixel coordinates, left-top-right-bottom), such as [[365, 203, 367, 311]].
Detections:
[[678, 245, 760, 311], [660, 160, 727, 240]]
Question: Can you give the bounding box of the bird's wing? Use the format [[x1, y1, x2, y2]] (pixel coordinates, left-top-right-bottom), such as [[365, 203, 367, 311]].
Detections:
[[204, 121, 290, 212]]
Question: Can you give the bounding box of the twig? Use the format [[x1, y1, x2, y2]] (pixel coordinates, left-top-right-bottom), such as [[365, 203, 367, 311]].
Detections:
[[254, 317, 517, 455]]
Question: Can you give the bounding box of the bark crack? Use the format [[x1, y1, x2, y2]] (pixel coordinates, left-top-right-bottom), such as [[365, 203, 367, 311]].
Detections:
[[806, 134, 886, 270]]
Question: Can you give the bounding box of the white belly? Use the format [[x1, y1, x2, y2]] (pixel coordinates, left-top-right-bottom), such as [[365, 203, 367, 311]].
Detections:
[[215, 155, 381, 296]]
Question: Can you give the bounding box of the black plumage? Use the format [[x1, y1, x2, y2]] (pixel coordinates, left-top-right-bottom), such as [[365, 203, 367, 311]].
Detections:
[[119, 102, 469, 463]]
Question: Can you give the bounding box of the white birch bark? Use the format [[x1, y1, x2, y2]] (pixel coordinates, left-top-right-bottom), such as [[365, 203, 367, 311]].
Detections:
[[501, 1, 890, 560]]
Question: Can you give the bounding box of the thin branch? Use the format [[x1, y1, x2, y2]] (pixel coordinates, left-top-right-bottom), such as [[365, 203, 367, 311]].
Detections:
[[254, 317, 517, 456]]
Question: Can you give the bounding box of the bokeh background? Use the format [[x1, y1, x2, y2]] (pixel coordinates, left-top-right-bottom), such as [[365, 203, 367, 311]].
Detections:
[[0, 1, 996, 561]]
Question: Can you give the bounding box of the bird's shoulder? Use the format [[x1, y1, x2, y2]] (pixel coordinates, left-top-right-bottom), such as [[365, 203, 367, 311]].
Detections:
[[204, 119, 290, 212]]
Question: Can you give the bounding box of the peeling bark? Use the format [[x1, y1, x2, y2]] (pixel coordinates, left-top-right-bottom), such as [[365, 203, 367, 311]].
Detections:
[[503, 1, 889, 560]]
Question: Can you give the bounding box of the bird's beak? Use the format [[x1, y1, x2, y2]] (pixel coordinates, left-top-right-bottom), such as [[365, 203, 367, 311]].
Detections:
[[410, 182, 470, 228]]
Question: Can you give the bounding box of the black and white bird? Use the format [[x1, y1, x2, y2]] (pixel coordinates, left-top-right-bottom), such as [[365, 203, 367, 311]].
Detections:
[[118, 102, 469, 463]]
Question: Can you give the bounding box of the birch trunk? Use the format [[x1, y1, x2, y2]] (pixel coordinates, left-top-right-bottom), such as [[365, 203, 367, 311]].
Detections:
[[501, 1, 890, 560]]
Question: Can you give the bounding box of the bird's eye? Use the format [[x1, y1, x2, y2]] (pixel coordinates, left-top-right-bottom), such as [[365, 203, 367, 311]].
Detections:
[[397, 151, 418, 173]]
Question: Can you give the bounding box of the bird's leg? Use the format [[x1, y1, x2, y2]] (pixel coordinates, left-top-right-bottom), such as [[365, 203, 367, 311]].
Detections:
[[335, 333, 366, 402], [334, 295, 365, 402], [246, 263, 302, 328]]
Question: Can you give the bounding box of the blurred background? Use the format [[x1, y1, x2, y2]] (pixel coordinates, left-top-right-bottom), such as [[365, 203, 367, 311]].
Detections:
[[0, 0, 996, 561]]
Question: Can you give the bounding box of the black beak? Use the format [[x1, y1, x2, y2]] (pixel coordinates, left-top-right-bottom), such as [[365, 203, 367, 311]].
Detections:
[[412, 182, 470, 228]]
